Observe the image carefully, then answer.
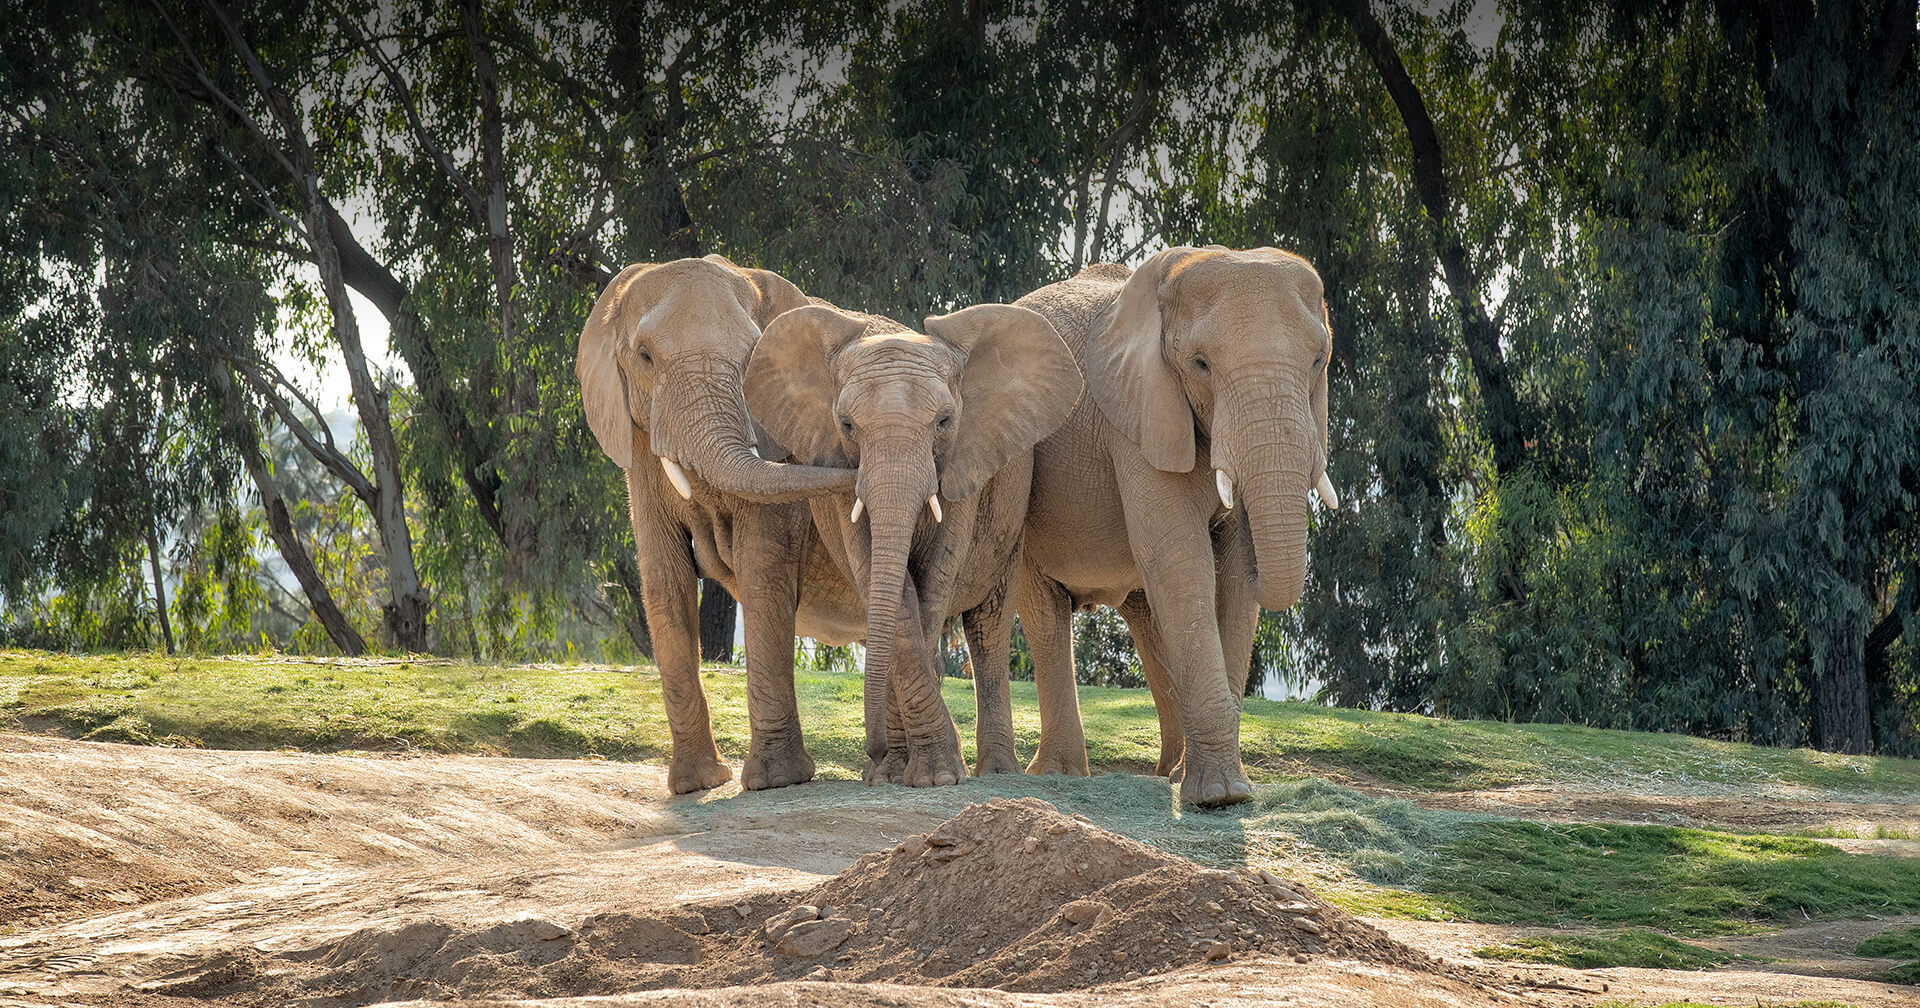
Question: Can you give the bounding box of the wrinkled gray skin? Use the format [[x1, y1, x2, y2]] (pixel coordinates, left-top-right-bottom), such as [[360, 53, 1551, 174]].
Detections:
[[745, 303, 1081, 787], [1008, 247, 1337, 808], [578, 256, 865, 795]]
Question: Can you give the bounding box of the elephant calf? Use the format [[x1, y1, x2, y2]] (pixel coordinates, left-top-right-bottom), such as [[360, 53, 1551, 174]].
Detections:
[[745, 302, 1081, 786]]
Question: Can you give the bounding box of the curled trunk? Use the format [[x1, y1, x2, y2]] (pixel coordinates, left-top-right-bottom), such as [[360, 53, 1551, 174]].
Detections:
[[655, 358, 855, 503]]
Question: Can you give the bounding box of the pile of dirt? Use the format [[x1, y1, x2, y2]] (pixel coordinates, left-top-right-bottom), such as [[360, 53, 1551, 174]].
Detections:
[[134, 797, 1464, 1005], [701, 795, 1443, 990]]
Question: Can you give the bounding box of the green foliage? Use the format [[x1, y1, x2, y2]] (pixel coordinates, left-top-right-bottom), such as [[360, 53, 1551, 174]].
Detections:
[[1474, 929, 1732, 970]]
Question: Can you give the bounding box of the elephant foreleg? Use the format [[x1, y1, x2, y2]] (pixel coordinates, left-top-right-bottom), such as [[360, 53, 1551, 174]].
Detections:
[[963, 574, 1020, 775], [1018, 561, 1089, 776], [734, 504, 815, 791], [1115, 456, 1250, 807], [1214, 507, 1261, 704], [1117, 591, 1183, 777], [631, 503, 731, 794], [885, 578, 966, 787]]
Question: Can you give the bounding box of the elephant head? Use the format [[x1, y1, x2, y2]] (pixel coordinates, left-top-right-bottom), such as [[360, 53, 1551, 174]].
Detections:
[[744, 302, 1081, 760], [1088, 246, 1338, 611], [576, 255, 857, 502]]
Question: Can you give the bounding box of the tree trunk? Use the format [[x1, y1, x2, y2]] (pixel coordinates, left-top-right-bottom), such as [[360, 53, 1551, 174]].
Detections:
[[1812, 612, 1873, 754], [698, 579, 736, 663], [213, 366, 367, 655], [1333, 0, 1529, 481], [142, 504, 175, 655], [207, 0, 431, 652]]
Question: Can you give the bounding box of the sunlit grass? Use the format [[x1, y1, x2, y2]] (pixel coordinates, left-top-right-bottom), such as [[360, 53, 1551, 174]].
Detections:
[[7, 650, 1920, 937], [1473, 928, 1734, 969]]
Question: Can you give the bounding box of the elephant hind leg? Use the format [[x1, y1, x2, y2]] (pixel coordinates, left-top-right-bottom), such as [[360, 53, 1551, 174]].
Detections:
[[963, 576, 1020, 775], [1018, 563, 1089, 777], [1118, 591, 1183, 777]]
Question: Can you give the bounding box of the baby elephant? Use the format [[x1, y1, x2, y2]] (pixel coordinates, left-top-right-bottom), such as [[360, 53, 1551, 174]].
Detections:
[[745, 303, 1081, 786]]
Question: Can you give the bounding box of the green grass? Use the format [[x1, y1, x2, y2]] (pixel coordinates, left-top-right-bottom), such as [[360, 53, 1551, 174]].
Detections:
[[6, 650, 1919, 939], [1425, 820, 1920, 935], [1856, 925, 1920, 985], [7, 651, 1915, 801], [1473, 928, 1732, 969]]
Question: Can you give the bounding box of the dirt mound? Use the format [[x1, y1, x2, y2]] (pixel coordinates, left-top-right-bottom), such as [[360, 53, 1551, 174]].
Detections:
[[133, 796, 1462, 1005], [703, 796, 1441, 990]]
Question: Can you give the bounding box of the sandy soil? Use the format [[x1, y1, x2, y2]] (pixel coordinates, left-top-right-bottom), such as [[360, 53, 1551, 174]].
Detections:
[[2, 733, 1915, 1008]]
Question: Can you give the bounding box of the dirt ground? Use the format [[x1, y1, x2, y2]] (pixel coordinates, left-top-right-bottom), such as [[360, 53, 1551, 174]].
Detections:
[[2, 733, 1916, 1008]]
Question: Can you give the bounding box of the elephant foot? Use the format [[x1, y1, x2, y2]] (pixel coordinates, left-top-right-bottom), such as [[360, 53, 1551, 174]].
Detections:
[[667, 750, 734, 795], [1157, 747, 1183, 778], [1025, 740, 1090, 777], [973, 741, 1023, 776], [742, 734, 816, 791], [903, 737, 967, 788], [864, 748, 908, 786], [1177, 748, 1252, 808]]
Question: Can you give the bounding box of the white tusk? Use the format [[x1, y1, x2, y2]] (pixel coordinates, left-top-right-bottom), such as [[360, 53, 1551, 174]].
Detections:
[[1215, 469, 1234, 510], [1314, 472, 1340, 510], [928, 495, 943, 523], [850, 498, 865, 523], [659, 456, 693, 500]]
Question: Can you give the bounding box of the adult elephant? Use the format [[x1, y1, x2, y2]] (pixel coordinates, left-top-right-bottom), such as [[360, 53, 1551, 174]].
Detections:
[[745, 303, 1080, 786], [577, 256, 865, 794], [1010, 247, 1340, 807]]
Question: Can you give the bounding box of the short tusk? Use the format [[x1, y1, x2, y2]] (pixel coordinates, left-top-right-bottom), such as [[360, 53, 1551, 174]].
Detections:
[[1314, 471, 1340, 510], [1215, 469, 1234, 510], [659, 456, 693, 500], [850, 497, 865, 523], [928, 495, 943, 523]]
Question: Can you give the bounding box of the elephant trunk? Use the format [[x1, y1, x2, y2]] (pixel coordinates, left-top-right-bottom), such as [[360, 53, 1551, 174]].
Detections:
[[1216, 377, 1313, 611], [856, 436, 940, 761], [654, 354, 856, 502]]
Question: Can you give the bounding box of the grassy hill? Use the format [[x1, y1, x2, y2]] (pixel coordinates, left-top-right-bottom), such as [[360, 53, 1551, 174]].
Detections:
[[5, 648, 1919, 971]]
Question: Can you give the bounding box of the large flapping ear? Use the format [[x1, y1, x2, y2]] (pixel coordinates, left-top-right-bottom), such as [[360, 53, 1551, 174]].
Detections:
[[744, 304, 869, 467], [924, 303, 1083, 502], [576, 262, 657, 469], [1085, 246, 1211, 473]]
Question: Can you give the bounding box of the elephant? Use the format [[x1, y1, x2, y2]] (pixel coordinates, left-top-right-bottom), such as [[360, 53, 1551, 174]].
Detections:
[[576, 255, 867, 795], [1003, 247, 1340, 808], [744, 302, 1081, 787]]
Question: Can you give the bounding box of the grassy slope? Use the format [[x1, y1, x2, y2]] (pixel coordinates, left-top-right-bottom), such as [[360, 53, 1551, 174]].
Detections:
[[6, 649, 1920, 953]]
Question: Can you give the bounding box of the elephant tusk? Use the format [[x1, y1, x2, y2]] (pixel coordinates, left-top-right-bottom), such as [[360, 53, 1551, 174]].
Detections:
[[928, 495, 943, 523], [1314, 472, 1340, 510], [1215, 469, 1234, 510], [659, 456, 694, 500], [850, 497, 865, 523]]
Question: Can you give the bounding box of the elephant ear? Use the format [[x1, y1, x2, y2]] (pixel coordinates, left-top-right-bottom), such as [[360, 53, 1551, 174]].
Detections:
[[924, 303, 1083, 502], [744, 304, 868, 467], [738, 267, 810, 327], [1085, 246, 1210, 473], [576, 262, 657, 469]]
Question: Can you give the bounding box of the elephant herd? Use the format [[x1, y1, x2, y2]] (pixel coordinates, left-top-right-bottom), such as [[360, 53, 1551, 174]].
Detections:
[[576, 248, 1337, 808]]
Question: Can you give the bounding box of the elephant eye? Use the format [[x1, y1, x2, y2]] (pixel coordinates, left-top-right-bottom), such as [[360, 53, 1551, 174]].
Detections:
[[936, 410, 954, 431], [838, 415, 855, 438], [1193, 355, 1210, 373], [636, 346, 653, 367]]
